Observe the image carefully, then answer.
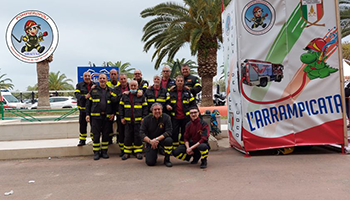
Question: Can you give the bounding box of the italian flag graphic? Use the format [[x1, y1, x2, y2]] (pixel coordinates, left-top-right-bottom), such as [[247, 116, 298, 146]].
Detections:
[[301, 0, 323, 23]]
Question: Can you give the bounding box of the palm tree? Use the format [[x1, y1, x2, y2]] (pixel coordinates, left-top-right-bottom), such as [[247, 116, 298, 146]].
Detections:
[[49, 71, 74, 90], [27, 71, 74, 91], [141, 0, 230, 106], [0, 69, 14, 90], [107, 61, 135, 79], [162, 58, 197, 78], [36, 55, 53, 109], [340, 1, 350, 37]]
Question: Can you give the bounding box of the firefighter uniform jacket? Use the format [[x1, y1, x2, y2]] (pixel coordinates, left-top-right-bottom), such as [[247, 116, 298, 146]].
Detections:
[[86, 86, 116, 118], [135, 78, 149, 92], [144, 87, 170, 113], [169, 88, 196, 117], [161, 77, 176, 91], [184, 117, 209, 144], [140, 113, 172, 140], [106, 80, 120, 90], [119, 93, 148, 124], [75, 81, 95, 110], [184, 74, 202, 96], [111, 85, 125, 116]]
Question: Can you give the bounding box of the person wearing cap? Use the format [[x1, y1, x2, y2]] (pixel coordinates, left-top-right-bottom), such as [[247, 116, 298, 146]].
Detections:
[[21, 20, 48, 53], [172, 107, 210, 169]]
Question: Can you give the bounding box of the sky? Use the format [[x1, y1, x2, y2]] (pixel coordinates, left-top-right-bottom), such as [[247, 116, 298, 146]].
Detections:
[[0, 0, 224, 91]]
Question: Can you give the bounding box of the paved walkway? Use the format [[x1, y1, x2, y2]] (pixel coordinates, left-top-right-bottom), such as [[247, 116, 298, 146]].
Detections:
[[1, 145, 350, 200]]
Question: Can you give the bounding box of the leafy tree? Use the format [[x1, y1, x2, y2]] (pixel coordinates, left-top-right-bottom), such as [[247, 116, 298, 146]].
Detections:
[[27, 71, 74, 91], [340, 1, 350, 37], [162, 58, 197, 78], [343, 42, 350, 60], [141, 0, 231, 106], [0, 69, 14, 90], [107, 61, 135, 79]]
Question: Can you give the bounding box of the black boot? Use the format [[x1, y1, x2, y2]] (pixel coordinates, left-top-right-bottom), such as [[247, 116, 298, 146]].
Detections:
[[77, 140, 86, 146], [200, 158, 207, 169], [122, 153, 130, 160], [119, 150, 124, 157], [164, 155, 172, 167], [191, 154, 200, 164], [93, 152, 100, 160], [101, 149, 109, 159]]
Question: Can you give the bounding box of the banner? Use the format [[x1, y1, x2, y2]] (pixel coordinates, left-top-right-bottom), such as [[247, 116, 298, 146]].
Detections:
[[224, 0, 344, 152], [77, 67, 119, 83]]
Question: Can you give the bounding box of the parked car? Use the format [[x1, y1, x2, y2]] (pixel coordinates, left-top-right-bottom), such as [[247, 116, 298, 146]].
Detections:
[[30, 96, 77, 109], [1, 92, 27, 109]]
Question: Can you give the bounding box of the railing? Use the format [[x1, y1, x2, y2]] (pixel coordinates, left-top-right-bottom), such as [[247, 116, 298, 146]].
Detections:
[[0, 106, 78, 122]]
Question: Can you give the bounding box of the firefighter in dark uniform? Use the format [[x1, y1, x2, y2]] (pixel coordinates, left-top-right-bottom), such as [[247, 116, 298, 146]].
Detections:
[[119, 80, 148, 160], [86, 73, 116, 160], [114, 73, 129, 156], [134, 69, 149, 93], [75, 72, 95, 146], [106, 69, 120, 144], [161, 66, 175, 90], [166, 75, 196, 149], [144, 75, 170, 114], [141, 103, 173, 167], [181, 64, 202, 98], [173, 107, 210, 169]]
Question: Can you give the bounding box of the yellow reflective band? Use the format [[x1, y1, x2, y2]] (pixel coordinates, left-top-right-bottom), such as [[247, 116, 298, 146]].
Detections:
[[116, 111, 119, 115], [101, 146, 108, 150], [134, 105, 142, 109], [200, 149, 209, 154], [201, 155, 208, 159], [107, 100, 111, 104], [92, 99, 100, 102], [91, 113, 100, 116], [119, 143, 124, 146], [173, 142, 179, 146], [107, 114, 111, 118], [111, 92, 117, 97], [133, 145, 143, 149], [120, 101, 125, 105], [124, 146, 133, 149], [185, 112, 190, 116], [134, 149, 143, 153], [156, 98, 166, 102], [89, 97, 93, 100], [164, 146, 173, 149], [189, 97, 195, 102], [109, 133, 114, 136], [142, 102, 148, 106], [183, 100, 189, 104], [124, 149, 132, 153], [135, 117, 142, 121], [124, 105, 131, 108], [171, 100, 176, 103], [180, 141, 185, 144], [75, 89, 81, 93], [77, 106, 85, 110], [93, 147, 101, 151], [194, 83, 201, 87], [143, 85, 148, 88], [166, 96, 170, 100], [102, 142, 109, 145], [164, 150, 172, 154], [124, 117, 131, 121], [176, 153, 183, 159], [79, 137, 86, 140], [93, 143, 100, 146], [171, 112, 175, 116], [181, 153, 187, 160], [147, 99, 155, 102]]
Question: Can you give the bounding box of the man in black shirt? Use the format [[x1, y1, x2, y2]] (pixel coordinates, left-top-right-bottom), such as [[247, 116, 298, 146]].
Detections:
[[141, 103, 173, 167]]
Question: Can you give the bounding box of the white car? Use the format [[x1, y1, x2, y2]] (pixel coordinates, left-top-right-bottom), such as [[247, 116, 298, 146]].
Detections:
[[30, 96, 77, 109], [1, 91, 27, 109]]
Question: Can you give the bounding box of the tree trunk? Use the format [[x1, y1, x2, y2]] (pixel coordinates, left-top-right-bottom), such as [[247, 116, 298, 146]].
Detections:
[[37, 55, 53, 109], [198, 45, 217, 107]]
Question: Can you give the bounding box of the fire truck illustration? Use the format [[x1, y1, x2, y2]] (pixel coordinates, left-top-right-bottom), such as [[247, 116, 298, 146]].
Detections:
[[241, 59, 284, 87]]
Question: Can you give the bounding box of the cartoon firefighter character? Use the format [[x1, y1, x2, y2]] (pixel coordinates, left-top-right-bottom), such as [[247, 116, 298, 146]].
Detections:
[[19, 20, 48, 53], [300, 38, 338, 80], [251, 6, 268, 29]]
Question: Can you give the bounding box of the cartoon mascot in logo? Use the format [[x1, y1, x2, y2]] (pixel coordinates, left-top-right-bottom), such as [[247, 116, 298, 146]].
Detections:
[[300, 38, 338, 80], [251, 6, 268, 29], [12, 20, 48, 54]]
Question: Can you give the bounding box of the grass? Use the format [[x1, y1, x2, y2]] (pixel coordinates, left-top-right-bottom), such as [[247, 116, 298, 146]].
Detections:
[[2, 109, 79, 118]]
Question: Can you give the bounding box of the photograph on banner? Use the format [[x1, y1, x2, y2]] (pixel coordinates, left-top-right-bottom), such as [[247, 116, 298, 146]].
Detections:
[[77, 67, 119, 84]]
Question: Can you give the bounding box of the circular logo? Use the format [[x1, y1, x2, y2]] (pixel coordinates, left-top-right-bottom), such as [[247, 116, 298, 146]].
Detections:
[[225, 13, 231, 36], [242, 0, 275, 35], [5, 10, 59, 63]]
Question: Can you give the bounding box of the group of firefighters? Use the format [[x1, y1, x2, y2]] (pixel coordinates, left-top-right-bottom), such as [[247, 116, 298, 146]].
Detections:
[[74, 64, 210, 168]]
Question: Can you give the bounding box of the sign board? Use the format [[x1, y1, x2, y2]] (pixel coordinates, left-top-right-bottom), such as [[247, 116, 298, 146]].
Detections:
[[77, 67, 119, 83], [223, 0, 344, 152]]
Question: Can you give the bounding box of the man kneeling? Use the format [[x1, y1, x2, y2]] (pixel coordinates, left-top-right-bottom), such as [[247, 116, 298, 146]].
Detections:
[[173, 107, 210, 169], [141, 103, 173, 167]]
